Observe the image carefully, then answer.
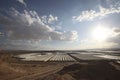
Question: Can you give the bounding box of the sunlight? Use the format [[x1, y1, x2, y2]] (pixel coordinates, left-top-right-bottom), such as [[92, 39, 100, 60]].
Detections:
[[92, 26, 111, 41]]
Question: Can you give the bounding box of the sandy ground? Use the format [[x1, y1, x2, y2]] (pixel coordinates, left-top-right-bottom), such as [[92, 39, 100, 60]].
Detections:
[[0, 52, 120, 80], [0, 52, 75, 80]]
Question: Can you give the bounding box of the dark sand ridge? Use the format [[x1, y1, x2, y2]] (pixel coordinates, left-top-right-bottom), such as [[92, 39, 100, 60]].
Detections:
[[42, 61, 120, 80]]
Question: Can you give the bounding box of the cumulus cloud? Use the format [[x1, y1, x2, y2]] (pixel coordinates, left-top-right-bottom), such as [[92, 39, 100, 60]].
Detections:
[[48, 14, 58, 23], [73, 4, 120, 22], [0, 8, 78, 41], [63, 31, 78, 41], [16, 0, 27, 6], [41, 14, 58, 24]]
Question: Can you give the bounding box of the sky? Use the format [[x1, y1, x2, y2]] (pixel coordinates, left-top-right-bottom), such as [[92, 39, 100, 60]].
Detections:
[[0, 0, 120, 50]]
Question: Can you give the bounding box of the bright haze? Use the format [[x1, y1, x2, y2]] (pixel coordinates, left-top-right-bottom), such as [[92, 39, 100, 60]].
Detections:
[[0, 0, 120, 50]]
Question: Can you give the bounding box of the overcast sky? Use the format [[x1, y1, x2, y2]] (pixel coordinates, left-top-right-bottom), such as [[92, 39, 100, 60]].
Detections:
[[0, 0, 120, 50]]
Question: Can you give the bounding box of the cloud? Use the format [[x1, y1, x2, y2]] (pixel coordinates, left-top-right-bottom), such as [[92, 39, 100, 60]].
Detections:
[[79, 40, 117, 49], [77, 27, 120, 49], [48, 14, 58, 23], [0, 32, 4, 37], [73, 4, 120, 22], [41, 14, 58, 24], [63, 31, 78, 41], [97, 27, 120, 48], [0, 8, 78, 41], [107, 28, 120, 46], [16, 0, 27, 7]]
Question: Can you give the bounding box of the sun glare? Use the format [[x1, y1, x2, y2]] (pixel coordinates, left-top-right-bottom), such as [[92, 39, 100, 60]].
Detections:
[[92, 26, 110, 41]]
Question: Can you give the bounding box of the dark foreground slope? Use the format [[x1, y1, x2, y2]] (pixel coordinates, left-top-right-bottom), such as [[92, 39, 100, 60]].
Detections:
[[42, 61, 120, 80]]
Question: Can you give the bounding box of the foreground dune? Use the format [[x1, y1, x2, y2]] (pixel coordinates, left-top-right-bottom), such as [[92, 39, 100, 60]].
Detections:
[[0, 52, 120, 80], [43, 61, 120, 80]]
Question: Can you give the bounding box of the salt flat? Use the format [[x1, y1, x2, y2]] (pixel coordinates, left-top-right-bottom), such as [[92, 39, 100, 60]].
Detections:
[[16, 51, 120, 61]]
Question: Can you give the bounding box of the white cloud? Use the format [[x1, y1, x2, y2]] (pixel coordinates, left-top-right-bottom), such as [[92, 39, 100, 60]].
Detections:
[[0, 8, 78, 41], [41, 14, 58, 24], [73, 5, 120, 22], [41, 15, 48, 24], [48, 14, 58, 23], [16, 0, 27, 6], [63, 31, 78, 41]]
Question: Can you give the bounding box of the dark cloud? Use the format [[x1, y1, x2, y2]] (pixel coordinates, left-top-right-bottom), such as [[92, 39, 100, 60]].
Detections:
[[114, 28, 120, 33], [0, 32, 4, 37], [0, 8, 78, 41], [107, 28, 120, 47]]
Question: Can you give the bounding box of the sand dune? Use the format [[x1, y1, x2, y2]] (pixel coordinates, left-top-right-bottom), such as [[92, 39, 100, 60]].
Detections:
[[42, 61, 120, 80], [0, 52, 120, 80]]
